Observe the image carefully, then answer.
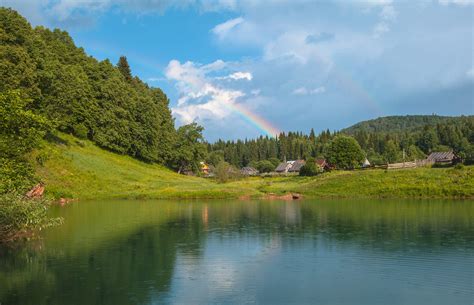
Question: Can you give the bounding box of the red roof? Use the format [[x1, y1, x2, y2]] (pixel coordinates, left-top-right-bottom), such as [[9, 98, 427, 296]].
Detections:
[[315, 159, 327, 166]]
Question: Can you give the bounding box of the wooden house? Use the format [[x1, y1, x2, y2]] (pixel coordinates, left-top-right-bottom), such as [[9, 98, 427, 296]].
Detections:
[[241, 167, 259, 176], [275, 161, 295, 173], [427, 151, 460, 165], [288, 160, 306, 173], [315, 159, 332, 171]]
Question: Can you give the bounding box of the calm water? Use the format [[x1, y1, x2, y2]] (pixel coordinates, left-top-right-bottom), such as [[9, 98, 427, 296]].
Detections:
[[0, 199, 473, 305]]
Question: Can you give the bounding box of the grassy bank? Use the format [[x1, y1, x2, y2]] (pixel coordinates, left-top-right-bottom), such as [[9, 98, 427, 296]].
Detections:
[[242, 167, 473, 199], [30, 133, 474, 200], [31, 133, 260, 200]]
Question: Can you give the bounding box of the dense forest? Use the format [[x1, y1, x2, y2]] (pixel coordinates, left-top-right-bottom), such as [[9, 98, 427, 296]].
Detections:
[[207, 115, 474, 168], [0, 8, 207, 193]]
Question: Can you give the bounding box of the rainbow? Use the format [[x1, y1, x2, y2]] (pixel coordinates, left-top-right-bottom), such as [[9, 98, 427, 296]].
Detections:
[[225, 102, 281, 138]]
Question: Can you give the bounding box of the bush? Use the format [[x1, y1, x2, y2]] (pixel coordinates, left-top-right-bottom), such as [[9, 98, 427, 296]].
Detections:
[[215, 161, 241, 183], [73, 123, 88, 139], [299, 158, 322, 176], [255, 160, 275, 173], [0, 193, 62, 243]]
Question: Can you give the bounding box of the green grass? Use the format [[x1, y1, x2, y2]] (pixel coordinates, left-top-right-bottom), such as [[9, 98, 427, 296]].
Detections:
[[31, 133, 474, 200], [244, 167, 474, 199], [31, 133, 260, 200]]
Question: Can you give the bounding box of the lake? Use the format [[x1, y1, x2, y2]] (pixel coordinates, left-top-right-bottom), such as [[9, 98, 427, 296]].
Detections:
[[0, 199, 473, 305]]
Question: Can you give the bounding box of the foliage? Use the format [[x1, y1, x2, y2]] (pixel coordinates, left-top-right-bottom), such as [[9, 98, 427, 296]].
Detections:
[[326, 135, 365, 169], [214, 161, 241, 183], [251, 160, 275, 173], [0, 193, 62, 243], [0, 8, 176, 164], [171, 123, 207, 174], [0, 90, 51, 193], [299, 158, 321, 176], [208, 115, 473, 167], [383, 140, 399, 163], [117, 56, 132, 82]]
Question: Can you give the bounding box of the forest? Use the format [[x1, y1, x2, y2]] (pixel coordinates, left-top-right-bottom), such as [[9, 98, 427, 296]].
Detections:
[[0, 8, 207, 195], [207, 115, 474, 169]]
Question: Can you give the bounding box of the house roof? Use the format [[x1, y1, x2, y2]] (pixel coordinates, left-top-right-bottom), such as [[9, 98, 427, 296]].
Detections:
[[288, 160, 306, 172], [315, 159, 327, 166], [427, 151, 456, 162], [241, 167, 258, 174], [275, 162, 289, 172]]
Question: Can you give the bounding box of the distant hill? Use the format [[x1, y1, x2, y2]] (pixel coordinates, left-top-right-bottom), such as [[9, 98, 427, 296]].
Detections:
[[342, 115, 473, 134]]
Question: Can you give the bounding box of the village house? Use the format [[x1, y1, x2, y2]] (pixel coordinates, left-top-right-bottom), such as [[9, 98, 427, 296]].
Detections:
[[275, 160, 307, 173], [241, 167, 259, 176], [275, 161, 295, 173], [427, 151, 460, 165], [200, 162, 210, 175], [315, 159, 332, 171], [288, 160, 306, 173]]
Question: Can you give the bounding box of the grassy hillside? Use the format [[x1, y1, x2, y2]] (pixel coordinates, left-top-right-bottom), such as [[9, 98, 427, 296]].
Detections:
[[249, 167, 474, 199], [31, 133, 260, 200], [342, 115, 473, 134], [30, 133, 474, 200]]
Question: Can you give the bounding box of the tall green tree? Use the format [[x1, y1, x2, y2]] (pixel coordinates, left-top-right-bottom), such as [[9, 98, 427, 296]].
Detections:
[[172, 123, 207, 174], [326, 135, 365, 169], [117, 56, 132, 82]]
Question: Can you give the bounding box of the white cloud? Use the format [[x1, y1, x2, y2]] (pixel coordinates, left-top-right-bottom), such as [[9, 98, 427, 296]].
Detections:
[[217, 71, 253, 81], [293, 86, 326, 95], [165, 59, 249, 124], [439, 0, 474, 5], [211, 17, 244, 39], [373, 22, 390, 38]]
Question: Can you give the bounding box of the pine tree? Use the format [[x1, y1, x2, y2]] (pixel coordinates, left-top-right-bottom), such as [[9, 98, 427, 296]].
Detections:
[[117, 56, 132, 82]]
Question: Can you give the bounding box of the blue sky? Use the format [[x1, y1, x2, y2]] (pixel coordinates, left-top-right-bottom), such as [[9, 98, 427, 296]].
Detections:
[[2, 0, 473, 141]]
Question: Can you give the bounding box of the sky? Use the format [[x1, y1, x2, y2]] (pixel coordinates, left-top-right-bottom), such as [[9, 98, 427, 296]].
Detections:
[[2, 0, 473, 141]]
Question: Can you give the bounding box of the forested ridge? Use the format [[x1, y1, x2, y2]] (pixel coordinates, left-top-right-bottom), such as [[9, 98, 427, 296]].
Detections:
[[0, 8, 209, 194], [0, 7, 175, 163], [207, 115, 474, 168]]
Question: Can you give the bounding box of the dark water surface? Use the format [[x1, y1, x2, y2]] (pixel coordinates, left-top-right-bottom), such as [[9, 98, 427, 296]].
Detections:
[[0, 199, 473, 305]]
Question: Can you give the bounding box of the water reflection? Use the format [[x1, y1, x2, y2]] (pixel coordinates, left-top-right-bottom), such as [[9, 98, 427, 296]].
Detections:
[[0, 199, 473, 305]]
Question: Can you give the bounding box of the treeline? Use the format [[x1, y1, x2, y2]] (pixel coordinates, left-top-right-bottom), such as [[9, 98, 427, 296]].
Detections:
[[0, 8, 206, 193], [0, 8, 175, 163], [207, 115, 474, 168]]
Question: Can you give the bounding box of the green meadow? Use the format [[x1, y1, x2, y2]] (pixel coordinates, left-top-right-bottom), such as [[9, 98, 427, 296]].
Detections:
[[31, 133, 474, 200]]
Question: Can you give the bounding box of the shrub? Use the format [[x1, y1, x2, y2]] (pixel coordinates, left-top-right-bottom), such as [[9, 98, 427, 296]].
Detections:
[[255, 160, 275, 173], [0, 193, 62, 243], [299, 158, 322, 176], [215, 161, 241, 183], [73, 123, 88, 139]]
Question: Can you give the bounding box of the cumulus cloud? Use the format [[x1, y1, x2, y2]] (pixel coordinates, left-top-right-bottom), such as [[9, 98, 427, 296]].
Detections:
[[165, 59, 249, 124]]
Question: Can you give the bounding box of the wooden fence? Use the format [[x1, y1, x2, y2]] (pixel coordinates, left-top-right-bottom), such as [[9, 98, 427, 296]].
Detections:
[[386, 159, 434, 170]]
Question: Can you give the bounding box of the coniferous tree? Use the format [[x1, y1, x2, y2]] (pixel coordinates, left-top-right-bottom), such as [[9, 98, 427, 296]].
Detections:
[[117, 56, 132, 82]]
